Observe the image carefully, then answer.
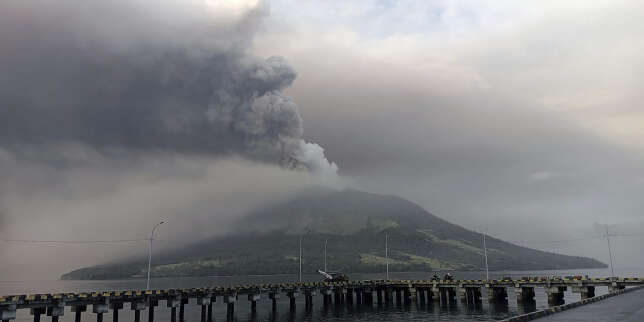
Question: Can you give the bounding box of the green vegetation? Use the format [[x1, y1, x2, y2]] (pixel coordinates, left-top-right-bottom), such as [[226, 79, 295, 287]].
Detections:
[[61, 188, 606, 280]]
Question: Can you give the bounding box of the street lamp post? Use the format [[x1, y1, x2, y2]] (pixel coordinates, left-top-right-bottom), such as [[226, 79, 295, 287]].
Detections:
[[324, 238, 328, 272], [385, 233, 389, 280], [482, 230, 489, 281], [299, 235, 302, 282], [604, 225, 615, 277], [147, 220, 165, 290]]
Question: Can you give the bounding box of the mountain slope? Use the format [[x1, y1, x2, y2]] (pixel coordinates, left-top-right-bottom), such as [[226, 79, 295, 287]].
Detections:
[[62, 188, 605, 280]]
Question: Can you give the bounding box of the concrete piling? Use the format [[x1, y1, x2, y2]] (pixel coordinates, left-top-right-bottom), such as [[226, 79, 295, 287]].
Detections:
[[131, 300, 146, 322], [146, 300, 157, 322], [487, 287, 508, 304], [247, 293, 260, 315], [515, 287, 535, 303], [179, 298, 187, 322], [31, 308, 46, 322], [1, 305, 16, 322], [384, 288, 392, 305], [208, 297, 215, 322], [223, 295, 236, 319], [546, 286, 566, 306], [395, 289, 402, 305], [269, 292, 279, 312], [197, 296, 210, 322], [109, 302, 122, 322], [46, 300, 65, 322], [70, 306, 85, 322], [287, 292, 297, 311], [572, 286, 595, 300]]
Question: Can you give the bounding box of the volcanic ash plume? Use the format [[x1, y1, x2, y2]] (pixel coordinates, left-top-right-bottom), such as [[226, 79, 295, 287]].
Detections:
[[0, 0, 338, 180]]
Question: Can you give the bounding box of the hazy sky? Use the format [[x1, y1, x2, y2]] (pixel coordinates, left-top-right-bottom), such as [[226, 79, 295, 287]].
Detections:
[[1, 0, 643, 280], [253, 0, 644, 270]]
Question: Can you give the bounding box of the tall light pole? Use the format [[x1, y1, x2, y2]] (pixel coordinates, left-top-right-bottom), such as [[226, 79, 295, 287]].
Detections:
[[299, 235, 302, 282], [604, 225, 615, 277], [324, 238, 328, 272], [482, 230, 489, 281], [147, 220, 165, 290], [385, 233, 389, 280]]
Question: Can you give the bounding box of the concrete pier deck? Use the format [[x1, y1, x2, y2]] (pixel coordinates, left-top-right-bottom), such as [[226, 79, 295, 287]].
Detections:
[[536, 286, 644, 322]]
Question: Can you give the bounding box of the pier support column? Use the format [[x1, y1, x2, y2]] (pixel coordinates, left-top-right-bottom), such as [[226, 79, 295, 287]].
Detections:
[[431, 287, 441, 303], [417, 288, 426, 304], [546, 287, 566, 306], [458, 288, 467, 303], [442, 288, 456, 305], [166, 298, 180, 322], [354, 289, 362, 305], [224, 295, 236, 319], [208, 297, 215, 322], [304, 292, 312, 309], [609, 284, 625, 293], [146, 300, 157, 322], [70, 306, 85, 322], [31, 308, 46, 322], [1, 304, 16, 322], [287, 292, 298, 312], [179, 297, 188, 322], [345, 288, 353, 306], [246, 294, 260, 315], [376, 289, 383, 306], [47, 300, 65, 322], [93, 298, 109, 322], [109, 302, 122, 322], [269, 292, 279, 312], [362, 289, 373, 306], [487, 287, 508, 304], [572, 286, 595, 300], [322, 289, 332, 308], [333, 289, 342, 305], [130, 301, 147, 322], [515, 287, 535, 304], [198, 296, 211, 322], [403, 287, 416, 305], [384, 288, 393, 305], [395, 289, 402, 305], [464, 287, 482, 305]]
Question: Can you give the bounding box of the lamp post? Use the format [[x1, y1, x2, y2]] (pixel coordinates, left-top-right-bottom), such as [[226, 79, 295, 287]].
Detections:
[[604, 225, 615, 277], [385, 233, 389, 280], [482, 230, 489, 281], [324, 238, 328, 272], [299, 235, 302, 282], [147, 220, 165, 290]]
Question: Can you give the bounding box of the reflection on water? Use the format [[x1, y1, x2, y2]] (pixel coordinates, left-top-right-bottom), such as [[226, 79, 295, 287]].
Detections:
[[0, 268, 638, 322]]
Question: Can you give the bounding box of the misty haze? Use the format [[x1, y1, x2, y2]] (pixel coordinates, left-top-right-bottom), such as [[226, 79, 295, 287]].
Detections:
[[1, 1, 643, 322]]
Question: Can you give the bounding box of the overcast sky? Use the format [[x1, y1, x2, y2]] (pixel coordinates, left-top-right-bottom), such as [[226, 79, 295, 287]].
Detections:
[[1, 0, 643, 280], [252, 0, 644, 270]]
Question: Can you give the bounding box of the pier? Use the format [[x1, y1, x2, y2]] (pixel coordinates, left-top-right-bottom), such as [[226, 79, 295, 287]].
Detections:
[[1, 277, 642, 322]]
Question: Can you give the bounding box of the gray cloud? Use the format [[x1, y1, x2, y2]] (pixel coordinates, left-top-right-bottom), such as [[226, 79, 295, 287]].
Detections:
[[0, 0, 337, 170], [0, 0, 343, 280], [252, 1, 644, 270]]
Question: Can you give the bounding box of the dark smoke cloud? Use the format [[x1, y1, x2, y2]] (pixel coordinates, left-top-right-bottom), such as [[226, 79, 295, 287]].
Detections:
[[0, 0, 335, 171], [0, 0, 343, 280]]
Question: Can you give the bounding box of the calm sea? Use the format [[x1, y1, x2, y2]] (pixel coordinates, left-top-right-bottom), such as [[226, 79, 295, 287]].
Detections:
[[1, 268, 641, 322]]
